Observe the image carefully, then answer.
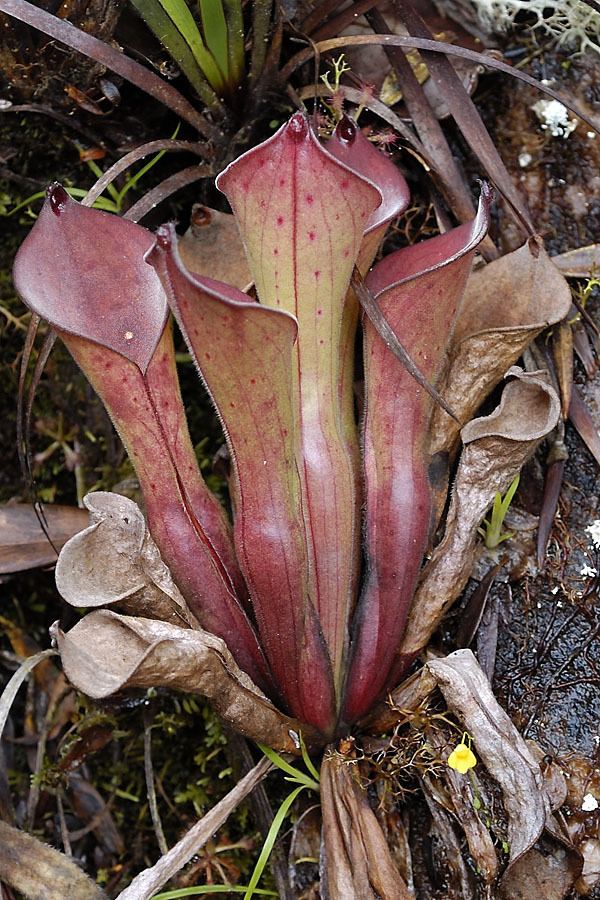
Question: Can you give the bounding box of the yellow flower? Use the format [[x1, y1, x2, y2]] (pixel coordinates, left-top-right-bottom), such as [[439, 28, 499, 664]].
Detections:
[[447, 742, 477, 774]]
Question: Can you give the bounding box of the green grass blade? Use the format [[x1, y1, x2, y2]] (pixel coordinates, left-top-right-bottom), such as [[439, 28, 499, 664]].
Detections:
[[299, 733, 320, 785], [257, 744, 319, 791], [0, 188, 119, 217], [500, 472, 520, 516], [199, 0, 229, 82], [153, 886, 278, 898], [243, 784, 307, 900], [158, 0, 225, 92], [83, 158, 121, 203], [129, 0, 222, 107], [116, 125, 181, 207], [222, 0, 244, 87]]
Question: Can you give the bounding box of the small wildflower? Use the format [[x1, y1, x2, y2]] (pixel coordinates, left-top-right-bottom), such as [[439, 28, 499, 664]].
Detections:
[[580, 564, 598, 578], [585, 520, 600, 548], [582, 793, 598, 812], [447, 735, 477, 774]]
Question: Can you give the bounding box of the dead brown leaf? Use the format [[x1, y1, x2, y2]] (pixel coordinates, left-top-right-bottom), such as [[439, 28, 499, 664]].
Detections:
[[400, 368, 560, 661], [578, 840, 600, 895], [52, 611, 318, 752], [425, 649, 551, 869], [552, 320, 574, 419], [55, 492, 197, 628], [0, 819, 106, 899], [444, 765, 499, 884], [551, 244, 600, 279], [0, 502, 88, 574], [498, 846, 580, 900], [569, 385, 600, 467], [431, 238, 571, 460], [67, 774, 124, 856], [422, 780, 475, 898], [320, 751, 411, 900], [177, 204, 252, 290]]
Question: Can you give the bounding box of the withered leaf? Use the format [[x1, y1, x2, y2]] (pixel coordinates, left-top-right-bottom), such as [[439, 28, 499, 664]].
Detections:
[[551, 243, 600, 279], [55, 492, 196, 628], [569, 385, 600, 468], [0, 502, 88, 574], [498, 845, 581, 900], [422, 780, 476, 898], [320, 751, 411, 900], [400, 368, 560, 661], [52, 611, 318, 752], [177, 204, 252, 290], [426, 649, 551, 869], [431, 238, 571, 460], [67, 774, 124, 856], [425, 728, 499, 885], [552, 320, 574, 419], [0, 820, 106, 899]]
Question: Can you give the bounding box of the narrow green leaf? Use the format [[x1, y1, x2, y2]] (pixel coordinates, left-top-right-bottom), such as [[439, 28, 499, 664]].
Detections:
[[244, 784, 308, 900], [299, 733, 321, 784], [83, 157, 121, 204], [257, 744, 319, 791], [129, 0, 223, 105], [501, 473, 520, 515], [222, 0, 245, 87], [199, 0, 229, 82], [153, 888, 277, 898], [0, 188, 119, 216], [158, 0, 225, 91], [116, 125, 180, 207]]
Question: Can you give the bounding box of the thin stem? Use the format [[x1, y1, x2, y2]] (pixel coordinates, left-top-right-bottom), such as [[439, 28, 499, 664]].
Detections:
[[144, 712, 169, 857]]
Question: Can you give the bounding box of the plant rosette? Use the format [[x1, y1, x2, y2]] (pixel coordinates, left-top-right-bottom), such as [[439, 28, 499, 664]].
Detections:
[[12, 111, 571, 895]]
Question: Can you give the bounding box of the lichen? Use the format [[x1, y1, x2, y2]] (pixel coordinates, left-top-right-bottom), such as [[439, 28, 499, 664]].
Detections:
[[465, 0, 600, 55]]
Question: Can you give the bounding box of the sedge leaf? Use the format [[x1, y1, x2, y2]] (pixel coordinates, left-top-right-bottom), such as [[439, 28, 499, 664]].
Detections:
[[244, 784, 308, 900], [199, 0, 229, 83]]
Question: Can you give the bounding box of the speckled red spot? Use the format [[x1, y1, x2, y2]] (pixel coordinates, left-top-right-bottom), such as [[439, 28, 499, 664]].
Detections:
[[277, 215, 284, 226], [308, 231, 316, 241], [314, 270, 320, 279], [205, 352, 211, 360], [316, 308, 322, 315], [341, 180, 349, 190], [306, 194, 314, 204]]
